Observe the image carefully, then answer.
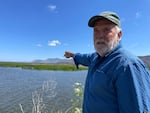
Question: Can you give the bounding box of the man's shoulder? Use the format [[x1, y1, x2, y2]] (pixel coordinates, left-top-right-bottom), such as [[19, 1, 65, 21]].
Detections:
[[113, 48, 146, 68]]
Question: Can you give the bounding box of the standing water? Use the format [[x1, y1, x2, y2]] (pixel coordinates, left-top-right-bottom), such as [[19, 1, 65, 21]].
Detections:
[[0, 67, 87, 113]]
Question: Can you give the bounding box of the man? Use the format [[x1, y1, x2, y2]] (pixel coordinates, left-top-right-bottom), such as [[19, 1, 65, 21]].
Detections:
[[64, 11, 150, 113]]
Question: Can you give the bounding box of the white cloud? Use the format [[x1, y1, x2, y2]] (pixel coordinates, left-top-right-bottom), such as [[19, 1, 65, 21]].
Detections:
[[48, 4, 57, 12], [48, 40, 61, 46]]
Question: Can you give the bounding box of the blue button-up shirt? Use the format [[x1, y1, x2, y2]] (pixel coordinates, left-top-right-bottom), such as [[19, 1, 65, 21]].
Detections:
[[73, 44, 150, 113]]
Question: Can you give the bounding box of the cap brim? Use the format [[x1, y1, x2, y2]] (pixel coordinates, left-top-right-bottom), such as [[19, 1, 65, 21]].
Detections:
[[88, 16, 105, 27], [88, 15, 119, 27]]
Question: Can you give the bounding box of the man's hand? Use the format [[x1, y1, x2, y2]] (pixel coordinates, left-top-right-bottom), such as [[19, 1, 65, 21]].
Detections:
[[64, 51, 74, 58]]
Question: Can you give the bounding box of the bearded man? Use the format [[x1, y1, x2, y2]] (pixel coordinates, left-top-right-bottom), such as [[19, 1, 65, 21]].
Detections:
[[64, 11, 150, 113]]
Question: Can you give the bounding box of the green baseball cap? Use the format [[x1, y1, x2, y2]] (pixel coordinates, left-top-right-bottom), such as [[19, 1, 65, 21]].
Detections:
[[88, 11, 121, 27]]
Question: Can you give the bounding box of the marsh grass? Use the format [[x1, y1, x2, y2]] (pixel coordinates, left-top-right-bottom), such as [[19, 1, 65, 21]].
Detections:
[[0, 62, 87, 71]]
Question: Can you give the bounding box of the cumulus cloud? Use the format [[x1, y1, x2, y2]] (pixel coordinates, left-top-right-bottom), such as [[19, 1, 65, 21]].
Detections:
[[48, 4, 57, 12], [48, 40, 61, 46]]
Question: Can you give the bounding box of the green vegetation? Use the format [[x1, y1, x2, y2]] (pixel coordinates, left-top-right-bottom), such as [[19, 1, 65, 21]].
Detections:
[[57, 82, 83, 113], [0, 62, 87, 71]]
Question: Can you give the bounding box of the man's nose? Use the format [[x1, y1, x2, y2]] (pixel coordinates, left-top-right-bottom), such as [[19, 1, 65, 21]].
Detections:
[[95, 32, 104, 39]]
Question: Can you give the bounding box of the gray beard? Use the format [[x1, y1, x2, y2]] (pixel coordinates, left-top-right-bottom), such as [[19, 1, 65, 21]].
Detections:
[[95, 41, 119, 57]]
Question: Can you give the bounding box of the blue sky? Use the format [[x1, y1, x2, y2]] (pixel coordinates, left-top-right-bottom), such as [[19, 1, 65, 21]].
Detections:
[[0, 0, 150, 62]]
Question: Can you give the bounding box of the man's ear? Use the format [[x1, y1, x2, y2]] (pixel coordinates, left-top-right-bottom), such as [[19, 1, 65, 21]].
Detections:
[[118, 31, 122, 40]]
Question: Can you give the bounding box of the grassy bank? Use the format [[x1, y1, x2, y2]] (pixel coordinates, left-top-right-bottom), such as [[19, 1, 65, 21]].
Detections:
[[0, 62, 87, 71]]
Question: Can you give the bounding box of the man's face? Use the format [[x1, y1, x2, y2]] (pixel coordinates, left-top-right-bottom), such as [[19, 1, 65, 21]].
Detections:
[[93, 19, 122, 56]]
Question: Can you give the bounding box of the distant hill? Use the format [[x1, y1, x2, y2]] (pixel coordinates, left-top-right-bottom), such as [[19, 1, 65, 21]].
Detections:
[[139, 55, 150, 67], [32, 58, 74, 64], [32, 55, 150, 67]]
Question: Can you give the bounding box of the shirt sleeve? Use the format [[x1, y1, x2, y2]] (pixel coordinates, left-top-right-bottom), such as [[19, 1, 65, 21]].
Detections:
[[115, 62, 150, 113], [73, 53, 93, 69]]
